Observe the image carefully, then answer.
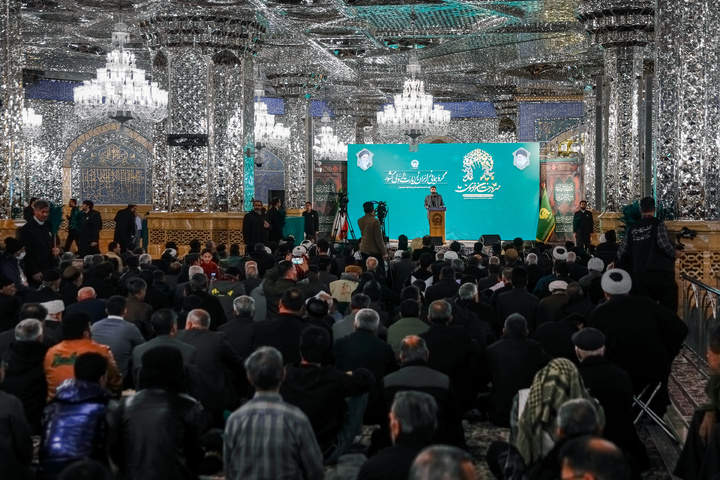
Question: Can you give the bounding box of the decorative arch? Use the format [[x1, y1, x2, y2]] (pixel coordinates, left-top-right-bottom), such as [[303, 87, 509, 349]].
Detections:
[[62, 124, 154, 204], [212, 50, 241, 65], [423, 134, 456, 144], [153, 50, 168, 69]]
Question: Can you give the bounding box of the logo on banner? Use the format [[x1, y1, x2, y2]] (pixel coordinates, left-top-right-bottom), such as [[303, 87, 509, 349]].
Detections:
[[513, 148, 531, 170], [454, 148, 501, 199], [356, 149, 374, 171], [411, 159, 419, 169]]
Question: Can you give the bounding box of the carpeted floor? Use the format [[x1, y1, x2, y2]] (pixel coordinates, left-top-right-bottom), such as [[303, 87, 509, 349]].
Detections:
[[321, 350, 708, 480], [207, 347, 711, 480]]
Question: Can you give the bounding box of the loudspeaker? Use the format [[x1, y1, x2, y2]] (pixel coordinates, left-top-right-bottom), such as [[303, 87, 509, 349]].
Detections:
[[268, 190, 285, 206], [480, 234, 501, 247], [430, 236, 443, 246]]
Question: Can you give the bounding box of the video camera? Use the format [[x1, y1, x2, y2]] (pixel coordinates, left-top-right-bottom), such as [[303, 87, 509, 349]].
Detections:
[[675, 226, 697, 251], [373, 201, 388, 221]]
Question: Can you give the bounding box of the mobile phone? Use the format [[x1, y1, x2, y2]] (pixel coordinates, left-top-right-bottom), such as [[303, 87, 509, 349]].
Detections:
[[292, 257, 303, 265], [210, 273, 217, 280]]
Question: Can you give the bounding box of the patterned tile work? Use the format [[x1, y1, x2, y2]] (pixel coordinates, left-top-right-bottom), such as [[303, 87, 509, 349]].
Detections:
[[25, 79, 78, 102], [517, 102, 583, 142]]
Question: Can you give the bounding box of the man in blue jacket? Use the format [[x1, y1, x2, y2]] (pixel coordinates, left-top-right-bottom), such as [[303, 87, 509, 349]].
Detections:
[[40, 352, 115, 480]]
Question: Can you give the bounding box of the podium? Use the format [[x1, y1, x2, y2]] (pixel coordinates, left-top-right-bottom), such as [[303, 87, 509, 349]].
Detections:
[[428, 207, 446, 244]]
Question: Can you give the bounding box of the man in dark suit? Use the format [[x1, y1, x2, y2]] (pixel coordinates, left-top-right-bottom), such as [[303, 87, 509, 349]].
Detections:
[[411, 236, 435, 262], [463, 255, 488, 281], [125, 278, 153, 339], [424, 266, 460, 305], [382, 336, 465, 449], [485, 313, 551, 426], [78, 200, 102, 257], [187, 272, 226, 330], [242, 200, 270, 254], [496, 266, 539, 329], [253, 288, 313, 365], [573, 199, 593, 251], [524, 253, 546, 292], [18, 199, 58, 285], [489, 267, 514, 310], [219, 295, 256, 359], [477, 263, 501, 292], [177, 308, 246, 426], [389, 250, 415, 294], [131, 308, 197, 388], [333, 308, 397, 424], [302, 201, 319, 242], [64, 287, 107, 324], [419, 299, 480, 412], [113, 204, 136, 253], [267, 197, 285, 243]]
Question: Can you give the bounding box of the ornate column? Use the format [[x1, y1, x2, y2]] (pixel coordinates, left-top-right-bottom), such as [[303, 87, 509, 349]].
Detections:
[[282, 96, 310, 208], [265, 67, 327, 209], [581, 85, 597, 207], [139, 6, 265, 212], [579, 1, 654, 212], [656, 0, 720, 219], [0, 0, 23, 218]]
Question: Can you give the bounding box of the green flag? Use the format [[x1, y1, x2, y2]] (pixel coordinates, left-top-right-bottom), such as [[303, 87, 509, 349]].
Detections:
[[536, 187, 556, 243]]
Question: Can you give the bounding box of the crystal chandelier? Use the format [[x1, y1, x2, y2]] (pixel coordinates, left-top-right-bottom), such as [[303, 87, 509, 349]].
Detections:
[[254, 100, 291, 149], [314, 111, 346, 171], [22, 107, 42, 136], [376, 50, 450, 142], [74, 23, 169, 124]]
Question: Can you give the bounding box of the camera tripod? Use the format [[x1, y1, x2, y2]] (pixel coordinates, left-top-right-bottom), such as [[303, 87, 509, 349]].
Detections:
[[330, 197, 357, 250]]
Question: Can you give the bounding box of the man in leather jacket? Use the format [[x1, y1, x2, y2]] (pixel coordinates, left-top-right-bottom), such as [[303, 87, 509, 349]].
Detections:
[[110, 345, 206, 480]]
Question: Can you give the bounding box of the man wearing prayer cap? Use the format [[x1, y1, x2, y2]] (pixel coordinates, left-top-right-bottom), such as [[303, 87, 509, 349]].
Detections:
[[536, 280, 569, 326], [573, 327, 651, 474], [587, 268, 688, 416], [25, 268, 64, 305]]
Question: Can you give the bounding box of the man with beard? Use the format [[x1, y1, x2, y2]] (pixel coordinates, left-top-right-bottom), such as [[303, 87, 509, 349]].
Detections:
[[242, 200, 270, 254], [78, 201, 102, 257], [573, 200, 593, 251]]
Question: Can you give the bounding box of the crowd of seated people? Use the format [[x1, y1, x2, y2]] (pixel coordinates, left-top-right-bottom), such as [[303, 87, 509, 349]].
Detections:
[[0, 209, 698, 479]]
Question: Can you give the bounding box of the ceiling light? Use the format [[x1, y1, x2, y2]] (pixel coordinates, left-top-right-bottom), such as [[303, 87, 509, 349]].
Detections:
[[73, 22, 168, 124]]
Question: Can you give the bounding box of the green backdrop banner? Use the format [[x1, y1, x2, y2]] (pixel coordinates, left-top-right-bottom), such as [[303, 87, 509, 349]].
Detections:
[[347, 143, 540, 240]]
